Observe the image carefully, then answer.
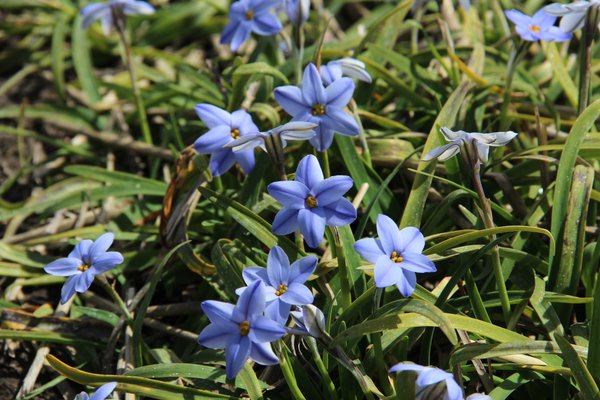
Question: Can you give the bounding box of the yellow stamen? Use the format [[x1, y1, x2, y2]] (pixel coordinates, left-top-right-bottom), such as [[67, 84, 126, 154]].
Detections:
[[305, 195, 318, 208], [77, 264, 90, 272], [529, 24, 540, 33], [275, 283, 288, 296], [239, 320, 250, 336], [231, 128, 240, 139], [311, 103, 326, 116], [245, 10, 254, 20], [390, 251, 403, 263]]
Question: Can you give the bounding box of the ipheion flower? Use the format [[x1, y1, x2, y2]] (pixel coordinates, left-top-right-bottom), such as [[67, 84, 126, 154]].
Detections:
[[80, 0, 155, 35], [319, 58, 372, 86], [236, 246, 317, 323], [44, 233, 124, 304], [354, 215, 435, 297], [74, 382, 117, 400], [198, 280, 286, 379], [504, 9, 572, 41], [268, 154, 357, 248], [390, 363, 463, 400], [221, 0, 282, 51], [544, 1, 598, 33]]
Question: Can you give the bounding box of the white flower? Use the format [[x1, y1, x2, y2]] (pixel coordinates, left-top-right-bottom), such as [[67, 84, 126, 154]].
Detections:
[[320, 58, 372, 86], [466, 394, 492, 400], [544, 1, 598, 33], [422, 127, 517, 163], [226, 121, 316, 153]]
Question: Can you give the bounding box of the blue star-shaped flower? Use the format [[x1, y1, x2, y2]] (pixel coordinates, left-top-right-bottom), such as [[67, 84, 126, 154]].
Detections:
[[81, 0, 155, 35], [354, 215, 435, 297], [390, 363, 463, 400], [274, 63, 359, 152], [221, 0, 282, 51], [268, 154, 357, 248], [237, 246, 317, 323], [198, 280, 286, 380], [505, 9, 572, 41], [193, 104, 259, 176], [44, 233, 124, 304]]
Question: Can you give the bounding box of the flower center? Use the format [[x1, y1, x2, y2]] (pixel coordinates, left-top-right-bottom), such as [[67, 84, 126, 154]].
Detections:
[[275, 283, 288, 296], [77, 263, 91, 272], [239, 320, 250, 336], [305, 195, 318, 208], [230, 128, 240, 139], [529, 24, 540, 33], [245, 10, 254, 20], [390, 250, 403, 263], [311, 103, 326, 116]]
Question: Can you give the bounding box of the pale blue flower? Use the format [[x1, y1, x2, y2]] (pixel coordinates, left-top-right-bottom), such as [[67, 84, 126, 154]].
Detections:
[[422, 127, 517, 164], [354, 215, 435, 297], [285, 0, 310, 25], [44, 233, 123, 304], [221, 0, 282, 51], [226, 121, 316, 153], [505, 9, 572, 41], [274, 63, 359, 152], [390, 363, 462, 400], [74, 382, 117, 400], [237, 246, 317, 323], [268, 155, 357, 248], [198, 280, 286, 380], [544, 1, 595, 33], [289, 305, 326, 338], [81, 0, 155, 35], [193, 104, 259, 176]]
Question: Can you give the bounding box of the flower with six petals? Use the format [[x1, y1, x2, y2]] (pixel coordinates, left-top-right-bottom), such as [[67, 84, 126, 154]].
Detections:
[[221, 0, 282, 51], [274, 63, 359, 152], [44, 233, 124, 304], [198, 280, 286, 380], [193, 104, 259, 177], [390, 363, 462, 400], [354, 215, 435, 297], [504, 9, 572, 41], [236, 246, 317, 323], [268, 155, 357, 248]]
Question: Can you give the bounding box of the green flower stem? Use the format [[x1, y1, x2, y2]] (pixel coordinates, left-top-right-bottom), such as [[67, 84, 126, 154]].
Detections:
[[278, 343, 307, 400], [292, 24, 305, 85], [578, 4, 599, 114], [499, 40, 527, 132], [320, 150, 331, 178], [331, 227, 351, 309], [471, 157, 511, 324], [306, 337, 338, 400], [113, 9, 153, 145], [371, 288, 394, 395], [349, 99, 371, 166], [264, 133, 288, 180], [96, 275, 134, 325]]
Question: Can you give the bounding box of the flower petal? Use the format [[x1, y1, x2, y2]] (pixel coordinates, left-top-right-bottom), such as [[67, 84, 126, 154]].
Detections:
[[374, 255, 403, 287], [294, 154, 323, 188], [202, 300, 235, 324], [231, 22, 252, 51], [397, 227, 425, 253], [504, 9, 532, 26], [400, 253, 436, 273], [323, 198, 356, 226], [44, 257, 81, 276], [439, 127, 465, 141], [312, 175, 353, 206], [376, 214, 400, 255], [396, 270, 417, 297], [198, 322, 237, 349], [289, 255, 317, 284], [89, 382, 117, 400], [267, 246, 291, 286], [225, 335, 251, 380], [232, 109, 259, 134], [301, 64, 326, 106], [209, 150, 237, 177], [324, 108, 359, 136], [272, 208, 300, 235], [234, 150, 255, 175], [325, 77, 354, 108], [298, 208, 326, 248], [250, 315, 286, 342], [75, 270, 95, 293], [354, 238, 386, 264], [280, 282, 313, 305], [265, 299, 290, 323], [194, 104, 231, 129], [249, 341, 280, 365], [81, 3, 111, 28], [60, 275, 79, 304], [242, 267, 269, 285], [121, 1, 156, 15], [91, 252, 123, 273], [267, 181, 310, 209], [446, 377, 464, 400], [235, 280, 266, 321], [309, 124, 335, 152], [89, 233, 115, 263], [252, 13, 282, 35], [227, 134, 265, 153], [416, 367, 451, 386], [389, 363, 427, 373], [275, 86, 309, 116], [193, 125, 232, 154], [69, 239, 93, 260]]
